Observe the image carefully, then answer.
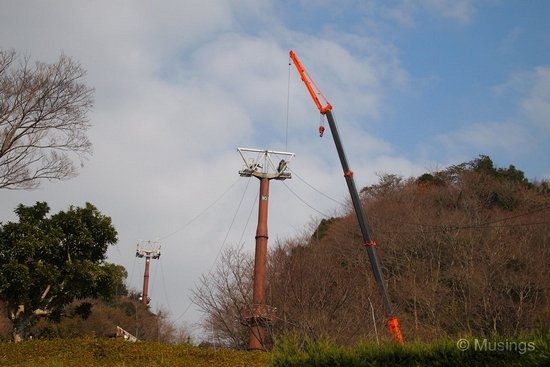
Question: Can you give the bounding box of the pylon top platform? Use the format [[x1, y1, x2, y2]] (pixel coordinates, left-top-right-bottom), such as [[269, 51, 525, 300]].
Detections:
[[237, 147, 294, 180], [136, 240, 161, 259]]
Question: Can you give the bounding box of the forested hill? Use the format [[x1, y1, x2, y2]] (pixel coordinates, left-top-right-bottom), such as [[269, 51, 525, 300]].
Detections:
[[197, 155, 549, 347], [271, 155, 549, 342]]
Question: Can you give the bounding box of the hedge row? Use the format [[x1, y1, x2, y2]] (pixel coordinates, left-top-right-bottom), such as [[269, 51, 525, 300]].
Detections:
[[269, 334, 549, 367]]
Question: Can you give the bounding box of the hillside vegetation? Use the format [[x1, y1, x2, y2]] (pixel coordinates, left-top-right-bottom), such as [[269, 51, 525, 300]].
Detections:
[[195, 155, 549, 347], [1, 335, 547, 367], [0, 294, 188, 343]]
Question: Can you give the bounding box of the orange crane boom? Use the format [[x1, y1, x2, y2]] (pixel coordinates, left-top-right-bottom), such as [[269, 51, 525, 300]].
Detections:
[[289, 50, 404, 345], [289, 51, 332, 114]]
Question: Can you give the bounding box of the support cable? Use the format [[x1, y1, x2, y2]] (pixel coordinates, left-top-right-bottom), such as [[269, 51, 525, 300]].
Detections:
[[172, 179, 253, 325], [154, 177, 241, 242], [287, 166, 550, 231], [282, 181, 331, 217], [128, 256, 137, 292], [159, 258, 172, 312], [237, 187, 259, 247], [172, 302, 193, 324], [209, 177, 253, 272], [370, 205, 550, 231], [288, 167, 346, 206]]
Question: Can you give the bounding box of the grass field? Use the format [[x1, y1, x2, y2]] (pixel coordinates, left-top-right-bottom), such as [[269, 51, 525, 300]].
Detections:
[[0, 335, 548, 367], [0, 338, 269, 367]]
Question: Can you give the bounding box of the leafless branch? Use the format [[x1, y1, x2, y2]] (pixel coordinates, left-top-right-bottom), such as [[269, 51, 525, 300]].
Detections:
[[0, 49, 94, 189]]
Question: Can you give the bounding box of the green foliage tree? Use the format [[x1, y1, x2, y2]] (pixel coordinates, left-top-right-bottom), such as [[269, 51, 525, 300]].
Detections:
[[0, 202, 122, 341]]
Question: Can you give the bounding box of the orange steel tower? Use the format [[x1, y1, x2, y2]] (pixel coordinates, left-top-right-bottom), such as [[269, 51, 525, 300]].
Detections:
[[237, 147, 294, 351]]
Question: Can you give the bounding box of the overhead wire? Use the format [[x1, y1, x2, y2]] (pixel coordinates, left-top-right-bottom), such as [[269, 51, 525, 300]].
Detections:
[[172, 178, 253, 325], [154, 177, 241, 242], [237, 187, 259, 247], [159, 258, 172, 312], [150, 256, 160, 302], [128, 256, 137, 292], [463, 205, 550, 226], [172, 302, 193, 324], [284, 167, 550, 233], [370, 205, 550, 231], [209, 177, 253, 272], [288, 167, 346, 206], [282, 180, 332, 218]]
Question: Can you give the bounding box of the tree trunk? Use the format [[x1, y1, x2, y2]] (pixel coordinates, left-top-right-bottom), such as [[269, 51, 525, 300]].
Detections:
[[12, 327, 24, 343], [10, 305, 30, 342], [11, 316, 28, 342]]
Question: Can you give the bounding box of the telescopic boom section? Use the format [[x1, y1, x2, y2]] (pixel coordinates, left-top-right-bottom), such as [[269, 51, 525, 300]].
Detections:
[[289, 51, 332, 115], [289, 50, 404, 345]]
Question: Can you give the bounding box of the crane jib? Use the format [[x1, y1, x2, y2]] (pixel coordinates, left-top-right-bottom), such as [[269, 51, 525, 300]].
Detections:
[[289, 50, 404, 345]]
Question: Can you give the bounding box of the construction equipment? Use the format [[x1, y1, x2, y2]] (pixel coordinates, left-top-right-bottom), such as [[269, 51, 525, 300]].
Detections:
[[289, 50, 404, 345]]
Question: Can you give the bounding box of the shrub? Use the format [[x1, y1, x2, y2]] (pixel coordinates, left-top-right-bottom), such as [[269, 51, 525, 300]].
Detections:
[[269, 334, 549, 367]]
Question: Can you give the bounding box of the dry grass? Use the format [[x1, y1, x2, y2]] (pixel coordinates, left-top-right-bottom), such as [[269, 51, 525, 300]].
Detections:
[[0, 338, 269, 367]]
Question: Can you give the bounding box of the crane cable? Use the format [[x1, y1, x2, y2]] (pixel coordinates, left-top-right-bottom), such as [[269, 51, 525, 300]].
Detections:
[[285, 56, 291, 151]]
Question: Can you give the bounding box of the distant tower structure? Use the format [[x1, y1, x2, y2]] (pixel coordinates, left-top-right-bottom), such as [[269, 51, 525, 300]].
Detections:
[[237, 147, 294, 351], [136, 241, 161, 306]]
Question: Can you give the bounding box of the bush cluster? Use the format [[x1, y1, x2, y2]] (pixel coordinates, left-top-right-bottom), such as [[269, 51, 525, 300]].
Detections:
[[269, 333, 549, 367]]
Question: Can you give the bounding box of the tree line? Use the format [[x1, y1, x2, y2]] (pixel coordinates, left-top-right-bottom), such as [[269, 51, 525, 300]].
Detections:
[[193, 156, 549, 348], [0, 49, 193, 344], [0, 202, 189, 343]]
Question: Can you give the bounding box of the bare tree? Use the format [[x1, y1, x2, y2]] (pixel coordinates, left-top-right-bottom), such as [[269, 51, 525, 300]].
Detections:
[[192, 247, 254, 349], [192, 158, 549, 345], [0, 49, 94, 189]]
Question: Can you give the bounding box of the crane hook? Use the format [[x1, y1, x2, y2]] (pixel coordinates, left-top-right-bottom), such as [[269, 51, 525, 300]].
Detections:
[[319, 114, 326, 137]]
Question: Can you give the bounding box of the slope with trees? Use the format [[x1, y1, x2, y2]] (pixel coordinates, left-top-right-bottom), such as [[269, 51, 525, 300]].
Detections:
[[194, 156, 549, 347], [0, 202, 123, 341]]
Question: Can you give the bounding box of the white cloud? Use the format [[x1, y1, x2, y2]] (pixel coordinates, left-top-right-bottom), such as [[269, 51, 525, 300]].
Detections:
[[421, 65, 549, 175], [382, 0, 475, 26], [521, 66, 550, 132], [436, 121, 531, 153], [422, 0, 475, 23], [499, 26, 523, 54], [0, 0, 423, 338], [493, 65, 550, 134]]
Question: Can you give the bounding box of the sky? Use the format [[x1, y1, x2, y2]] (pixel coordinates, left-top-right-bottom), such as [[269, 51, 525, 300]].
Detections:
[[1, 0, 549, 339]]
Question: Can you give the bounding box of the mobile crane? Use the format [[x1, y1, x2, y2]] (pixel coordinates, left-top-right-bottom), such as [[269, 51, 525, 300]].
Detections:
[[289, 50, 404, 345]]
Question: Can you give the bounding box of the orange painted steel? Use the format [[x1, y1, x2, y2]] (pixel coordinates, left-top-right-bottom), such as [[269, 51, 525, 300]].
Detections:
[[289, 50, 405, 345], [289, 50, 332, 114], [388, 317, 405, 345]]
